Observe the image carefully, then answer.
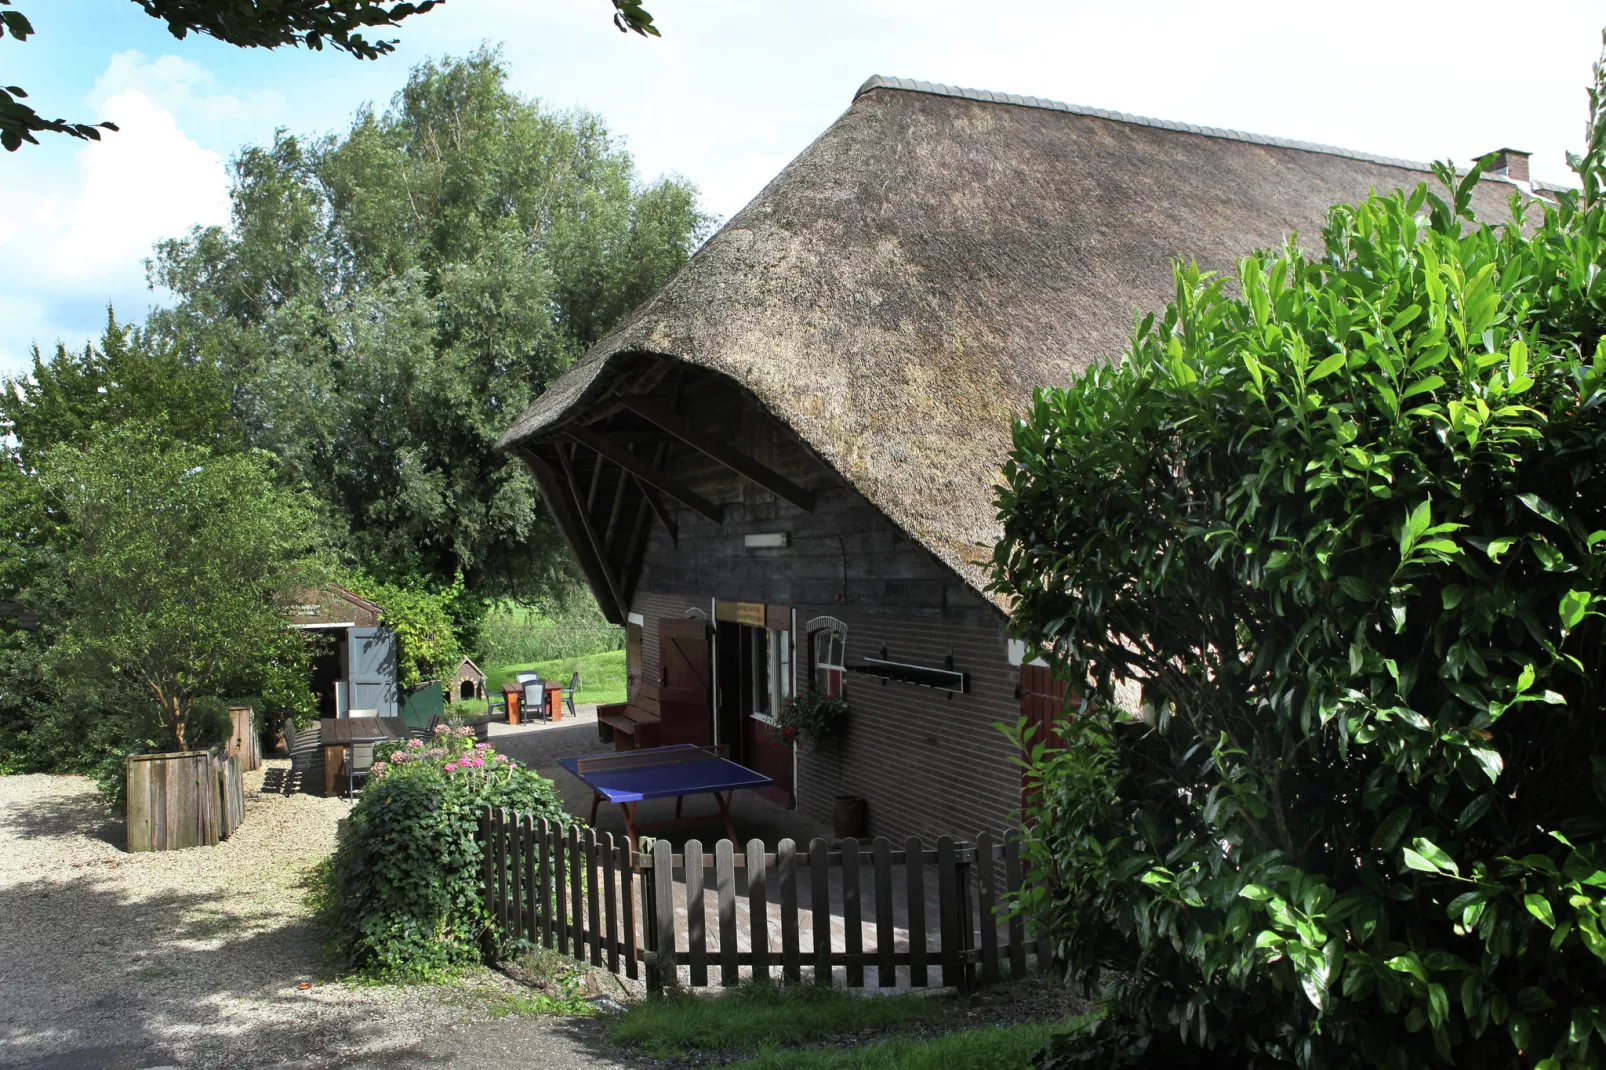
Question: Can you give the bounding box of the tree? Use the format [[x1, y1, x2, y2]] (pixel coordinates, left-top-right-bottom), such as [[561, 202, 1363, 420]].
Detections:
[[148, 47, 710, 603], [1, 0, 658, 152], [42, 426, 323, 751], [996, 45, 1606, 1070]]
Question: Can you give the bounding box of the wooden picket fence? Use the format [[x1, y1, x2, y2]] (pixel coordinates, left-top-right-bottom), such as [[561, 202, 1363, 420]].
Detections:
[[480, 808, 1050, 992]]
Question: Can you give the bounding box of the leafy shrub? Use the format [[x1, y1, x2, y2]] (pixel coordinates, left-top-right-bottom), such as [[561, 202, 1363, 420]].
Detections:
[[311, 725, 567, 978], [996, 62, 1606, 1070], [479, 623, 625, 665]]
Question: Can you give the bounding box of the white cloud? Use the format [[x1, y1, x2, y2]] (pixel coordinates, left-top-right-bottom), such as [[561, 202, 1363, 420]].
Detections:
[[90, 50, 285, 127], [0, 60, 235, 375]]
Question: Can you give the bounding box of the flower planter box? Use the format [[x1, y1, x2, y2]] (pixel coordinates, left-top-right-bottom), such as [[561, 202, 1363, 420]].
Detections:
[[126, 746, 246, 852]]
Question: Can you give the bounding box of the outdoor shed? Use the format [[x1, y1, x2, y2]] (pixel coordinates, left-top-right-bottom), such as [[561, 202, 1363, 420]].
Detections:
[[289, 585, 399, 718], [498, 76, 1545, 847]]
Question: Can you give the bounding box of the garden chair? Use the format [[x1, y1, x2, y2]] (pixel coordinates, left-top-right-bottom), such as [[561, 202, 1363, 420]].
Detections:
[[283, 718, 323, 796], [523, 677, 549, 722], [345, 743, 375, 795], [559, 671, 580, 719], [410, 713, 441, 739]]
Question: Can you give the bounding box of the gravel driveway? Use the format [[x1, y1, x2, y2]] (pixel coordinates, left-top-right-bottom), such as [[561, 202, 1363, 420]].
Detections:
[[0, 764, 632, 1070]]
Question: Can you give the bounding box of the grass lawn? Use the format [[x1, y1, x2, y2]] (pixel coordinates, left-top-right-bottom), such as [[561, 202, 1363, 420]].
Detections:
[[723, 1021, 1057, 1069], [606, 983, 953, 1059], [486, 649, 627, 707]]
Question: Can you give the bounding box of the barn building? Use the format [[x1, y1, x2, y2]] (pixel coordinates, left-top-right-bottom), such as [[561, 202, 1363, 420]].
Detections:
[[497, 77, 1538, 846]]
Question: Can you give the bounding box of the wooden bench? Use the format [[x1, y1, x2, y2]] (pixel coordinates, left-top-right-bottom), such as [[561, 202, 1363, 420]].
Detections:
[[596, 689, 662, 751]]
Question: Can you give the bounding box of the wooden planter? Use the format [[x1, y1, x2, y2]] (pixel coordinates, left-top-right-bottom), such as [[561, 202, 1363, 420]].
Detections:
[[126, 747, 246, 852]]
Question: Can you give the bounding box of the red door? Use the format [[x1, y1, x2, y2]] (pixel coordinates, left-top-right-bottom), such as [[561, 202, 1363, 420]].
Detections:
[[1019, 664, 1071, 812], [659, 618, 712, 746]]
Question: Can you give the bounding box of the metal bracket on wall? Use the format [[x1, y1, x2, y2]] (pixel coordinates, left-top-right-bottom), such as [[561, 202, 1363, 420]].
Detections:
[[846, 643, 968, 695]]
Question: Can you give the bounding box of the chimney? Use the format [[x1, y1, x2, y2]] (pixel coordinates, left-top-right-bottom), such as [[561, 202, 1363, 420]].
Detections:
[[1485, 148, 1531, 184]]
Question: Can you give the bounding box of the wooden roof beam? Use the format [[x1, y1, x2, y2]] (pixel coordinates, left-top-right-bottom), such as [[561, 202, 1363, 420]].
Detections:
[[555, 442, 628, 619], [565, 425, 723, 524], [623, 397, 815, 512]]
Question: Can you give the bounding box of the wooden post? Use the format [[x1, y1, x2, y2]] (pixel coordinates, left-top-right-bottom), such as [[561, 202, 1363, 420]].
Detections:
[[976, 832, 1000, 986], [905, 836, 928, 987], [539, 819, 555, 949], [508, 811, 524, 944], [622, 838, 639, 981], [747, 838, 769, 982], [586, 827, 603, 967], [685, 839, 708, 987], [642, 842, 661, 993], [653, 839, 676, 988], [936, 836, 959, 988], [956, 840, 977, 992], [523, 816, 538, 947], [480, 809, 495, 958], [1004, 830, 1027, 979], [555, 822, 569, 955], [809, 837, 831, 985], [603, 831, 621, 974], [778, 839, 800, 983], [842, 837, 863, 987], [497, 808, 511, 937], [717, 838, 738, 986], [569, 824, 585, 962], [873, 837, 895, 987]]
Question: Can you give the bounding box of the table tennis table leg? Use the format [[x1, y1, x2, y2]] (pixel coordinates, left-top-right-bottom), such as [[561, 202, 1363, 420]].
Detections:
[[714, 791, 736, 843], [675, 795, 684, 819], [590, 791, 602, 825], [619, 802, 638, 847]]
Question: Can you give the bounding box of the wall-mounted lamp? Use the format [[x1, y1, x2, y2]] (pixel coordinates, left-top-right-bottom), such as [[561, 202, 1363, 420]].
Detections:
[[744, 532, 790, 549]]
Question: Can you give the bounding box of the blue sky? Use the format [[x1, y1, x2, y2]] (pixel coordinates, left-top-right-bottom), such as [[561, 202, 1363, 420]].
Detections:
[[2, 0, 1603, 376]]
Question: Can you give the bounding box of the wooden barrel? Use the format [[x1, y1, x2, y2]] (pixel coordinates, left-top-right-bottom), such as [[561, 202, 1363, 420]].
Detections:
[[126, 751, 223, 852], [227, 706, 260, 771]]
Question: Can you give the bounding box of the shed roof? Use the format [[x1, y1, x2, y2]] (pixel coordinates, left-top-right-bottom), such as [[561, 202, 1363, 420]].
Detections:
[[500, 76, 1539, 609]]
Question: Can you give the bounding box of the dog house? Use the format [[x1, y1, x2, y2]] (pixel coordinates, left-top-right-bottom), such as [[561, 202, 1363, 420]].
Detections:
[[448, 656, 488, 704]]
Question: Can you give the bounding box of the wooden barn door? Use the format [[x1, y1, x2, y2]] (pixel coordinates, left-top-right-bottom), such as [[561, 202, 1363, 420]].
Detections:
[[1019, 663, 1070, 812], [659, 618, 712, 746], [350, 626, 398, 717]]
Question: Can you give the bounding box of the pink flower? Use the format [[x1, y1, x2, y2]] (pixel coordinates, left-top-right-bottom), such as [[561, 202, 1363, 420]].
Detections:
[[492, 753, 509, 763], [407, 738, 424, 749], [371, 761, 388, 777], [433, 724, 449, 735], [444, 761, 458, 772], [475, 742, 490, 750], [388, 751, 408, 763]]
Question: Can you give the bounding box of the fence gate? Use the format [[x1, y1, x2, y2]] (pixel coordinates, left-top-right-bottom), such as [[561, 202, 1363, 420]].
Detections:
[[480, 809, 1051, 992]]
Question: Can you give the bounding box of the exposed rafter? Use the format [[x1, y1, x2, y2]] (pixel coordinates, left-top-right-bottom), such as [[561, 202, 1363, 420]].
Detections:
[[565, 425, 723, 524], [554, 443, 628, 619], [623, 396, 815, 512]]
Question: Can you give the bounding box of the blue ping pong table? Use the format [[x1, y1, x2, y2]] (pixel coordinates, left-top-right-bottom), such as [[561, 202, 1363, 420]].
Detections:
[[558, 744, 772, 844]]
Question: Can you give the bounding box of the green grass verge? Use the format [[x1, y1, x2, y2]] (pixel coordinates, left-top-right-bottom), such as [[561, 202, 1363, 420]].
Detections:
[[485, 649, 628, 707], [724, 1021, 1057, 1069], [606, 983, 953, 1060]]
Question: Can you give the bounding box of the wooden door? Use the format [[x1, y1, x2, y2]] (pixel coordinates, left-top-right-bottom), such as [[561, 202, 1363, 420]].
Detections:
[[350, 626, 398, 717], [659, 618, 712, 746], [1019, 663, 1070, 812]]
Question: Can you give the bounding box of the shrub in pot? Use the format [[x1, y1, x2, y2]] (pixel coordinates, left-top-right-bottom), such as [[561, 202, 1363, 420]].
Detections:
[[772, 689, 849, 749], [311, 724, 567, 978], [995, 67, 1606, 1070]]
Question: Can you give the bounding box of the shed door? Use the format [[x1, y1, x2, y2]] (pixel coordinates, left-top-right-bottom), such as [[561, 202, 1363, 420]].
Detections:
[[659, 618, 712, 746], [350, 626, 399, 717], [1019, 664, 1070, 812]]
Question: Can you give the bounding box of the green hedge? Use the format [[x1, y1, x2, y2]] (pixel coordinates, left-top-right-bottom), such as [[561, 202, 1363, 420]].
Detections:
[[995, 99, 1606, 1070], [310, 727, 567, 978]]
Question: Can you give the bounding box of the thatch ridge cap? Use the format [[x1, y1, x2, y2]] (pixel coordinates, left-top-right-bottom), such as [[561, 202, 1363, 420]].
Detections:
[[855, 74, 1512, 181]]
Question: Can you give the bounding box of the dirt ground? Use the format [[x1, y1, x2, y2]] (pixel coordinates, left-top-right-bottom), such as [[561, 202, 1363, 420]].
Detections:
[[0, 765, 629, 1070]]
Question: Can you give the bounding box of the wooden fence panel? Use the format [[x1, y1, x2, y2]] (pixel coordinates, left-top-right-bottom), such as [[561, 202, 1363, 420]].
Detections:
[[809, 837, 830, 985], [747, 839, 769, 982], [479, 810, 1042, 996], [685, 839, 707, 986], [841, 837, 863, 987], [778, 839, 800, 983]]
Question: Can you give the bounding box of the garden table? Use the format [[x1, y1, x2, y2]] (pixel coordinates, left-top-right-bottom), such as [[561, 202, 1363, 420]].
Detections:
[[321, 716, 408, 797]]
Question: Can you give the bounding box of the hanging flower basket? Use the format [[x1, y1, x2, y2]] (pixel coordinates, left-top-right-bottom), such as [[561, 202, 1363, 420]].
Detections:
[[771, 689, 849, 750]]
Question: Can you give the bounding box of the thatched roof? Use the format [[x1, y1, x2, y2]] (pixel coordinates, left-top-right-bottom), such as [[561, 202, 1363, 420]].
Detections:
[[500, 76, 1538, 609]]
